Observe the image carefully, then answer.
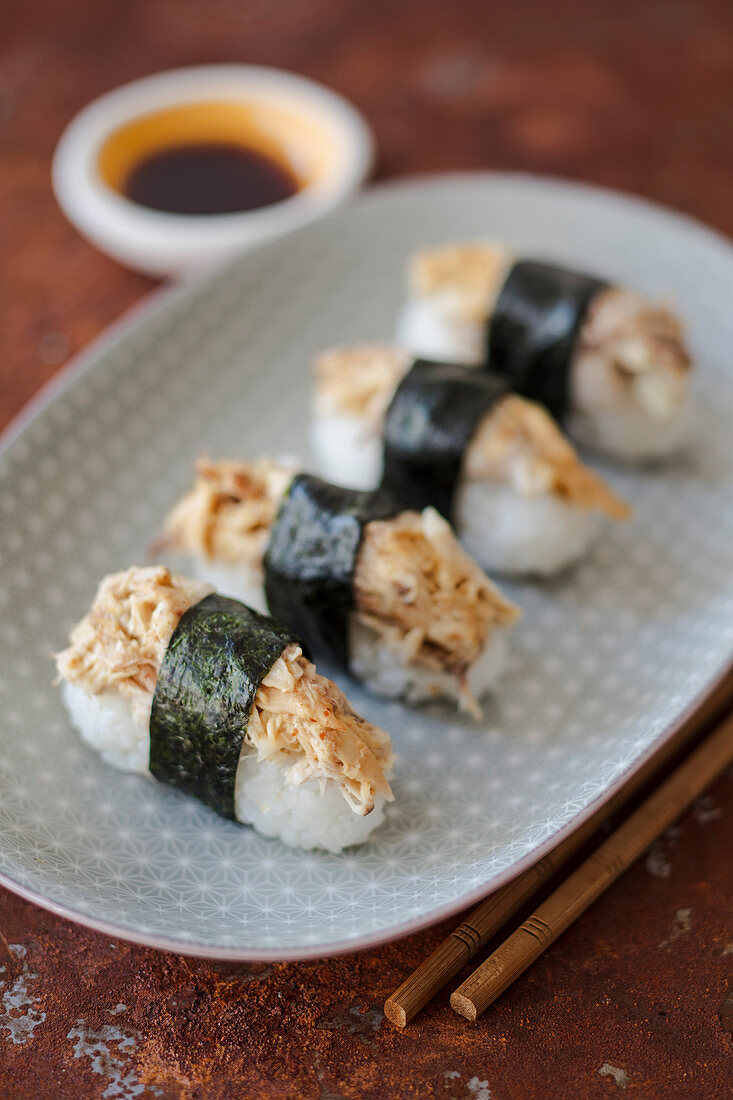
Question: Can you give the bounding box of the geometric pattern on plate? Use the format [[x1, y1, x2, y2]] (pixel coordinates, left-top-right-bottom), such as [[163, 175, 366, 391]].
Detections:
[[0, 174, 732, 957]]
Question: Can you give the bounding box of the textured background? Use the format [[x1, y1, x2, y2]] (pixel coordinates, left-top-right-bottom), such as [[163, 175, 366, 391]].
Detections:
[[1, 0, 732, 1096]]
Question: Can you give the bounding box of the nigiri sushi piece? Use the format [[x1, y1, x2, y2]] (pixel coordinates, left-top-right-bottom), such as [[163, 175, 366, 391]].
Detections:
[[162, 461, 519, 715], [396, 244, 694, 462], [56, 565, 394, 852], [311, 345, 630, 576]]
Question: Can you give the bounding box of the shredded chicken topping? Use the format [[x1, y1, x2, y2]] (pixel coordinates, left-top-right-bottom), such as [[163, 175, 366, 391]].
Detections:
[[465, 395, 630, 519], [574, 287, 691, 420], [313, 344, 412, 428], [56, 567, 393, 815], [353, 508, 518, 684], [247, 644, 393, 814], [56, 566, 211, 723], [409, 243, 512, 323], [163, 456, 295, 569]]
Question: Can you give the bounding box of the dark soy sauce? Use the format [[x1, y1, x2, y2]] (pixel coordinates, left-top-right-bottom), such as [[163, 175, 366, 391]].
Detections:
[[124, 142, 299, 215]]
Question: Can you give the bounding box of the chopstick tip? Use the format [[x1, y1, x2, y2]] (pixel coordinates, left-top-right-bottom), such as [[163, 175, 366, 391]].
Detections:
[[384, 997, 408, 1028], [450, 990, 478, 1022]]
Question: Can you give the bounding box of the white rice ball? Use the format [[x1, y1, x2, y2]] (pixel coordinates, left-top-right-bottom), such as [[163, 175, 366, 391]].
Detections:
[[348, 617, 508, 709], [63, 681, 151, 775], [234, 756, 387, 852], [310, 412, 382, 491], [395, 299, 482, 365], [187, 558, 268, 613], [455, 481, 602, 576], [567, 396, 695, 463]]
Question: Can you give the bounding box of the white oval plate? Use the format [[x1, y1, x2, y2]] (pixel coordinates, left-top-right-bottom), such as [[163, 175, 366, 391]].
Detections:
[[2, 174, 733, 960]]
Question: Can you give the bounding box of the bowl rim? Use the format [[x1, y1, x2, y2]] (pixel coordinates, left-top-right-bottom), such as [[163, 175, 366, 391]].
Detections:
[[51, 64, 375, 272]]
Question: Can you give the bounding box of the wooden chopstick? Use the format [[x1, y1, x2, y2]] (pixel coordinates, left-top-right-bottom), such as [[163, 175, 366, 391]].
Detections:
[[450, 709, 733, 1022], [384, 670, 733, 1028], [384, 834, 582, 1028]]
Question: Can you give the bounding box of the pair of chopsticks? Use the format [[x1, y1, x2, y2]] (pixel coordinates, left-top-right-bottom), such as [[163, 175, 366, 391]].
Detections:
[[385, 682, 733, 1027]]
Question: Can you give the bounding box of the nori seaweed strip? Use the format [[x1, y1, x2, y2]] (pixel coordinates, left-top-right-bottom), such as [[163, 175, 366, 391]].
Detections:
[[264, 474, 401, 669], [486, 260, 608, 422], [150, 594, 296, 820], [381, 359, 507, 521]]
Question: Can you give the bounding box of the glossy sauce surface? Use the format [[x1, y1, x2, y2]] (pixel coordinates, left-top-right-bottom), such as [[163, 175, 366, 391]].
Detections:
[[124, 142, 299, 215]]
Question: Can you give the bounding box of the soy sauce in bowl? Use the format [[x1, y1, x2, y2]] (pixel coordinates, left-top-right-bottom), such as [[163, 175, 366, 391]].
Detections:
[[97, 100, 309, 221], [124, 142, 299, 216]]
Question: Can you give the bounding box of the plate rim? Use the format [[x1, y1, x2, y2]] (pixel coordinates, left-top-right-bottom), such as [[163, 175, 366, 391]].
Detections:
[[2, 170, 733, 961]]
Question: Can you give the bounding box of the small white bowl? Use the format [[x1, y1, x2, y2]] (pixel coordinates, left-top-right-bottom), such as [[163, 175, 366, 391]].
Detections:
[[52, 65, 374, 278]]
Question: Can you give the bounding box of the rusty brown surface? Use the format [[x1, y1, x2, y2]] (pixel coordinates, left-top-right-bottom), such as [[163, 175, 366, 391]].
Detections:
[[1, 0, 732, 1096]]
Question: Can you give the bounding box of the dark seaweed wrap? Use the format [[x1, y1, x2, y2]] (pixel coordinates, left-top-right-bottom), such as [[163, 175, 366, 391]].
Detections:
[[149, 593, 297, 820], [486, 260, 608, 422], [264, 473, 401, 669], [381, 358, 507, 521]]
